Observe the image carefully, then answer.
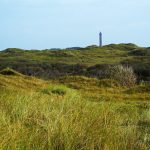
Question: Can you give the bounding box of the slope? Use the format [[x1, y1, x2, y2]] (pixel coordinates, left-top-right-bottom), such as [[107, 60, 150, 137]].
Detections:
[[0, 43, 150, 81], [1, 69, 150, 149]]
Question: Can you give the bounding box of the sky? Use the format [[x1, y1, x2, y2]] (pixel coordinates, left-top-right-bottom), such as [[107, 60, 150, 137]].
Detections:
[[0, 0, 150, 50]]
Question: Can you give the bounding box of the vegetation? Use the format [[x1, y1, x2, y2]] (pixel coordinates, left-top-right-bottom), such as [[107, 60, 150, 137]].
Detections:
[[0, 44, 150, 149], [0, 69, 150, 149], [0, 43, 150, 81], [106, 65, 137, 87], [0, 68, 23, 76]]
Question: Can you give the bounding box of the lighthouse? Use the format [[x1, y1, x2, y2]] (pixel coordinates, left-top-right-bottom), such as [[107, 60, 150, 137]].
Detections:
[[99, 32, 102, 47]]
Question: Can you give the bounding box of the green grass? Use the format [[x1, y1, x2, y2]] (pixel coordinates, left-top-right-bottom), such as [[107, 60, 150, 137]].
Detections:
[[0, 43, 149, 66], [0, 70, 150, 149], [56, 76, 150, 101]]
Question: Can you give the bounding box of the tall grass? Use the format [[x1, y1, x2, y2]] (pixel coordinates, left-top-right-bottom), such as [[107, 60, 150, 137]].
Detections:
[[1, 87, 150, 150]]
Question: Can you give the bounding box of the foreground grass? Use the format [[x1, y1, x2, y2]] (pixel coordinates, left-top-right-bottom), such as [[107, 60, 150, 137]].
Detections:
[[0, 74, 150, 149]]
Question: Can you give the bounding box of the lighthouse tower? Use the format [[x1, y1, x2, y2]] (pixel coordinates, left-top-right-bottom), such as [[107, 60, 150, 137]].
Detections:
[[99, 32, 102, 47]]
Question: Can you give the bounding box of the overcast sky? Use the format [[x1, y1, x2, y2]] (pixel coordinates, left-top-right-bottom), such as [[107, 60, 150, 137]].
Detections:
[[0, 0, 150, 49]]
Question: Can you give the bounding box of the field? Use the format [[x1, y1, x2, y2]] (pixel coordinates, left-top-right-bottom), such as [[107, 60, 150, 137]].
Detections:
[[0, 68, 150, 149]]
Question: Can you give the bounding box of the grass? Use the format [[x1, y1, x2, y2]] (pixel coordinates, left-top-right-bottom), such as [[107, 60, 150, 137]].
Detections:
[[0, 44, 149, 66], [0, 44, 150, 82], [42, 85, 72, 96], [0, 70, 150, 149], [56, 76, 150, 102], [0, 68, 23, 76]]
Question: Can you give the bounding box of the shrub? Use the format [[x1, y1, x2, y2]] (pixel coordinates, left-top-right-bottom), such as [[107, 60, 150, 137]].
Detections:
[[106, 65, 137, 87]]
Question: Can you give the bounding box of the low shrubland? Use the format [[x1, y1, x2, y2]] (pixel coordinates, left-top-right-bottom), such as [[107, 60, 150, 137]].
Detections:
[[0, 43, 150, 81]]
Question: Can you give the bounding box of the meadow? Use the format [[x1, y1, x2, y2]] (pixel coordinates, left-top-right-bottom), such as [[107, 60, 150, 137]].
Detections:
[[0, 68, 150, 150]]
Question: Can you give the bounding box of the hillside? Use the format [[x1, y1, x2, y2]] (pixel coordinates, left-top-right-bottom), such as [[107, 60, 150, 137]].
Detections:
[[0, 68, 150, 101], [0, 43, 150, 81], [0, 69, 150, 149]]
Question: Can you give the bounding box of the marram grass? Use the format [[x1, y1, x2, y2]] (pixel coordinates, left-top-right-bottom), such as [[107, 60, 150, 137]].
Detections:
[[0, 89, 150, 150], [0, 74, 150, 149]]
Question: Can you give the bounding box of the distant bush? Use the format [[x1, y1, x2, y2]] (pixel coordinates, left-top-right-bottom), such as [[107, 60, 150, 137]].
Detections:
[[106, 65, 137, 87], [129, 48, 150, 56], [103, 43, 138, 51], [86, 64, 110, 79], [86, 45, 99, 49]]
